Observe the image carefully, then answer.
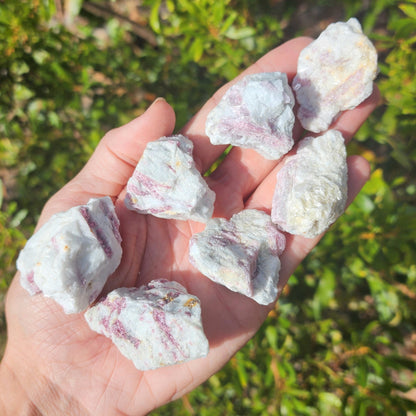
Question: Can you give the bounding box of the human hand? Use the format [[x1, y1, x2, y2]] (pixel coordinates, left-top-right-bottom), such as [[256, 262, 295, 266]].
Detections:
[[0, 37, 379, 415]]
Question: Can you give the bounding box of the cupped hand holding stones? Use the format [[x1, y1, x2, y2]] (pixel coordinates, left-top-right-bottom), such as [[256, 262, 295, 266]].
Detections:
[[1, 36, 379, 416]]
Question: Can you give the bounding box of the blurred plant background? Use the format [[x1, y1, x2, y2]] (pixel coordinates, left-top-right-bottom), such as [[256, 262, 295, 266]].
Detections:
[[1, 0, 415, 414]]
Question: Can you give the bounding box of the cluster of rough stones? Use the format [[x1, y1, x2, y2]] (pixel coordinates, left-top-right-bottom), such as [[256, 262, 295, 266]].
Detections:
[[16, 18, 377, 371]]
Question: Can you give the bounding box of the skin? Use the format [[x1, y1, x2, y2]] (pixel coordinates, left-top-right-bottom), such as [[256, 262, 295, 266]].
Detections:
[[0, 37, 380, 415]]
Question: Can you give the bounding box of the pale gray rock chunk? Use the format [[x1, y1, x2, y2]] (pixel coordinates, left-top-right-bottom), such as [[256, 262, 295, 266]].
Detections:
[[271, 130, 348, 238], [189, 209, 286, 305], [84, 279, 209, 370], [17, 197, 122, 313], [293, 18, 378, 133], [125, 134, 215, 222], [205, 72, 295, 160]]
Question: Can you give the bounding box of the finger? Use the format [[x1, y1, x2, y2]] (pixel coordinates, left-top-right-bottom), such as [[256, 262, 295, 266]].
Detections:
[[327, 85, 382, 140], [77, 98, 176, 197], [246, 155, 371, 289], [208, 85, 380, 218], [181, 36, 314, 172], [39, 98, 176, 223]]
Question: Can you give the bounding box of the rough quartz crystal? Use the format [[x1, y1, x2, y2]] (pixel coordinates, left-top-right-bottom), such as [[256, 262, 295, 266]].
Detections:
[[205, 72, 295, 160], [271, 130, 348, 238], [125, 134, 215, 222], [189, 209, 286, 305], [84, 279, 209, 370], [293, 18, 378, 133], [17, 197, 122, 313]]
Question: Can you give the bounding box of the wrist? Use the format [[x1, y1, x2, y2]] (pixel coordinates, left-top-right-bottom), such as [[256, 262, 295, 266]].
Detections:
[[0, 352, 34, 415], [0, 346, 87, 415]]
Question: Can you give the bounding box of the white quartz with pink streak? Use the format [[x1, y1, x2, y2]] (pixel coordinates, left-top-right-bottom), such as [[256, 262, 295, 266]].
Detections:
[[16, 197, 122, 314], [84, 279, 209, 370], [271, 130, 348, 238], [205, 72, 295, 160], [293, 18, 378, 133], [189, 209, 286, 305], [125, 134, 215, 223]]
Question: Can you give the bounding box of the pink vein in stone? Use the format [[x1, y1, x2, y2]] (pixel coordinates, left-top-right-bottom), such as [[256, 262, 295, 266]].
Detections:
[[220, 115, 288, 148], [147, 205, 173, 215], [152, 309, 186, 360], [79, 206, 113, 258], [100, 296, 141, 348], [51, 236, 60, 251], [129, 172, 170, 200], [211, 226, 240, 247], [103, 295, 126, 314], [99, 199, 122, 244], [112, 319, 141, 349], [100, 316, 141, 349], [25, 270, 41, 294]]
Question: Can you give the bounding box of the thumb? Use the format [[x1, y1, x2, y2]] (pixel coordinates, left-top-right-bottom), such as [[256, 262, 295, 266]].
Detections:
[[39, 98, 176, 225]]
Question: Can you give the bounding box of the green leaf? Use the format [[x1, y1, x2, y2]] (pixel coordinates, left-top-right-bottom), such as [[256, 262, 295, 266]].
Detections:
[[166, 0, 175, 13], [9, 208, 28, 228], [392, 17, 416, 37], [318, 392, 342, 414], [11, 61, 30, 76], [224, 26, 256, 40], [190, 37, 204, 62], [399, 4, 416, 19], [211, 1, 225, 25], [149, 0, 162, 34], [362, 169, 387, 196], [265, 325, 278, 351], [219, 12, 238, 35], [32, 49, 50, 65], [312, 267, 336, 319], [359, 238, 381, 263], [353, 193, 375, 214], [14, 84, 34, 101], [235, 355, 248, 388]]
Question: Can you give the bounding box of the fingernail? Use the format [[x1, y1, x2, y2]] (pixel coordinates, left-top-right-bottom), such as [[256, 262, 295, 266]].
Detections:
[[149, 97, 166, 108], [141, 97, 166, 117]]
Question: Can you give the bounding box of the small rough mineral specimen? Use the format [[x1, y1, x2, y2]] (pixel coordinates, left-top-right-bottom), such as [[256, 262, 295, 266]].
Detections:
[[189, 209, 286, 305], [17, 197, 122, 313], [125, 134, 215, 222], [293, 18, 378, 133], [271, 130, 348, 238], [205, 72, 295, 160], [84, 279, 209, 370]]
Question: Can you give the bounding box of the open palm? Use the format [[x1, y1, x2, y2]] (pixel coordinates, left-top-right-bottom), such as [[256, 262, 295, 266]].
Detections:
[[2, 37, 379, 415]]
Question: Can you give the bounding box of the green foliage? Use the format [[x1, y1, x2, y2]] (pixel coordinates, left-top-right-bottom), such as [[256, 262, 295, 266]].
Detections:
[[1, 0, 416, 414], [1, 0, 150, 217], [139, 0, 288, 127], [145, 0, 284, 80], [357, 1, 416, 173], [0, 180, 26, 289]]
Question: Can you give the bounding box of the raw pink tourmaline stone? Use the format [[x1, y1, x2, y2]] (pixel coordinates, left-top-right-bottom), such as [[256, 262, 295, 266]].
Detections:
[[17, 197, 122, 314], [125, 134, 215, 223], [293, 18, 378, 133], [271, 130, 348, 238], [205, 72, 295, 160], [84, 279, 209, 371], [189, 209, 286, 305]]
